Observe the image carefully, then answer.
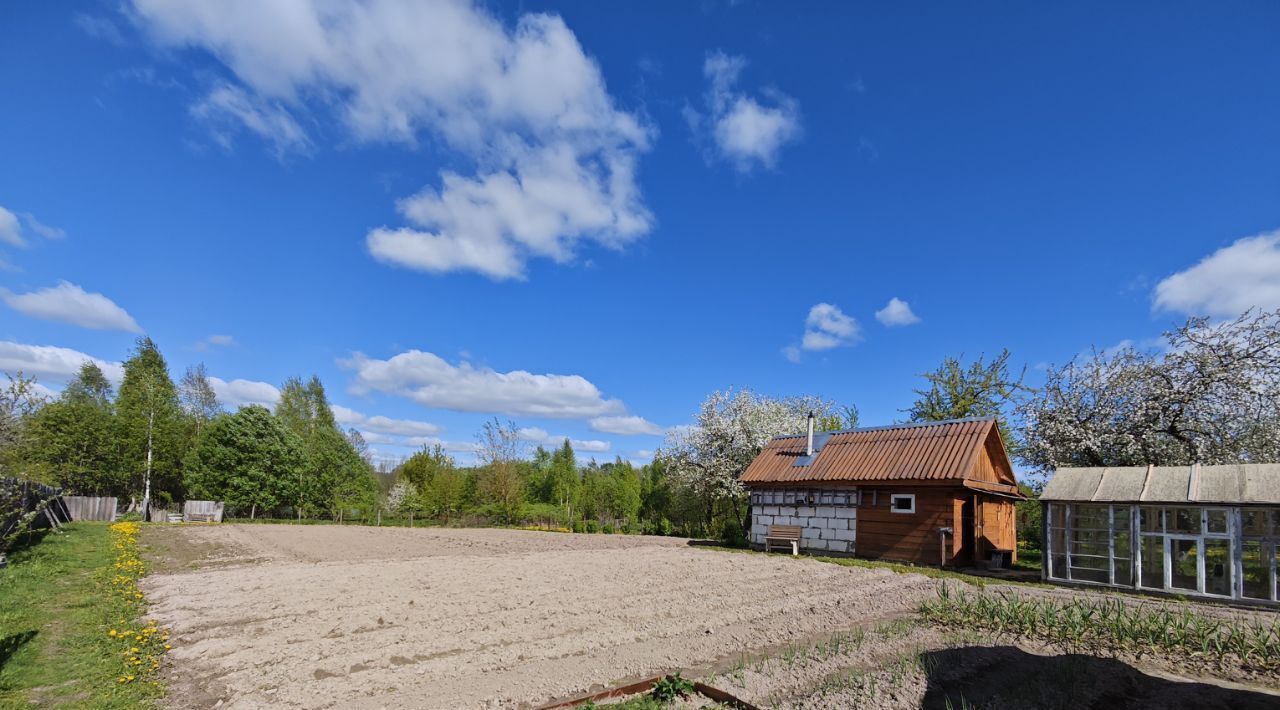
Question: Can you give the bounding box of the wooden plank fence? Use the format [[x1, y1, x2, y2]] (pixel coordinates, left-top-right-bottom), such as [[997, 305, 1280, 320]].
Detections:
[[61, 495, 119, 522], [2, 477, 72, 563], [182, 500, 224, 523]]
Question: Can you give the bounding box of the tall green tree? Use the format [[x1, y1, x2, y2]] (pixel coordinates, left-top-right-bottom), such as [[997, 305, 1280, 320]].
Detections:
[[276, 375, 336, 439], [906, 349, 1025, 452], [63, 364, 113, 407], [427, 464, 467, 521], [604, 458, 642, 523], [21, 363, 123, 494], [308, 425, 378, 520], [115, 338, 185, 510], [185, 406, 305, 518], [398, 444, 455, 491], [545, 439, 579, 518], [276, 375, 376, 518]]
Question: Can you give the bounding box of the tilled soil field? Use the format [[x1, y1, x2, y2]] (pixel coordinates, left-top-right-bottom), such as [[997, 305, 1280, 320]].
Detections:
[[140, 525, 938, 709]]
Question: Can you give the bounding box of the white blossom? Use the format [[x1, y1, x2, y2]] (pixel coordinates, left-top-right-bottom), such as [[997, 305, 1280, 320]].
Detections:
[[658, 388, 838, 502]]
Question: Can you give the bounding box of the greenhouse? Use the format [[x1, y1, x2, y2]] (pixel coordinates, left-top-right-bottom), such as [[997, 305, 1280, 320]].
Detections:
[[1041, 464, 1280, 605]]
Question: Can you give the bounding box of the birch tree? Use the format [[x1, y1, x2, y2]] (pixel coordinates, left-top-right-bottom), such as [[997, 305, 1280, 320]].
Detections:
[[179, 363, 221, 435], [116, 337, 183, 513]]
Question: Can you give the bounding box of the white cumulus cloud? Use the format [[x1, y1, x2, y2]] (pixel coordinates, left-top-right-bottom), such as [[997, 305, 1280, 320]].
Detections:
[[0, 341, 124, 384], [688, 51, 800, 172], [331, 404, 444, 437], [129, 0, 653, 280], [516, 426, 610, 453], [207, 377, 281, 409], [590, 415, 663, 436], [2, 281, 142, 332], [339, 349, 626, 419], [1154, 230, 1280, 317], [801, 303, 859, 351], [875, 297, 921, 327]]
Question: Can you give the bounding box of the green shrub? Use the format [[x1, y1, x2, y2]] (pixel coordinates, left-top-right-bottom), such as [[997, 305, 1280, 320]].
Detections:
[[585, 519, 599, 534], [716, 518, 748, 548], [602, 522, 614, 535], [650, 672, 694, 702]]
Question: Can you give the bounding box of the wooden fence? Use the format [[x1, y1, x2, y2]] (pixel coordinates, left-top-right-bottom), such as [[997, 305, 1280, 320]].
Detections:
[[2, 477, 70, 545], [183, 500, 225, 522], [61, 495, 119, 522]]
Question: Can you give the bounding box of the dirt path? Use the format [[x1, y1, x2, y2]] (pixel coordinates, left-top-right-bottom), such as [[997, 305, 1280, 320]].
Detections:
[[140, 525, 939, 709]]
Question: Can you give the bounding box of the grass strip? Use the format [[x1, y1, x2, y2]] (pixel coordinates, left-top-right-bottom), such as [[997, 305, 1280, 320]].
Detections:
[[920, 583, 1280, 673], [0, 522, 169, 707]]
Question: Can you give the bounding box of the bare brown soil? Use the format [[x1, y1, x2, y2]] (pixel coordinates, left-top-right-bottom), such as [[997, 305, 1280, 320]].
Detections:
[[139, 525, 938, 709]]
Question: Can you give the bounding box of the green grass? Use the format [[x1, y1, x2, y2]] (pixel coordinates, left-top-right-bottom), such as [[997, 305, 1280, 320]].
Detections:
[[920, 583, 1280, 672], [0, 523, 164, 708], [1013, 546, 1042, 572], [693, 542, 1054, 590]]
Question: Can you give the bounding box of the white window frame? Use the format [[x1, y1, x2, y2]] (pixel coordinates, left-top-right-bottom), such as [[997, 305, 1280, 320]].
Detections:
[[889, 494, 915, 514]]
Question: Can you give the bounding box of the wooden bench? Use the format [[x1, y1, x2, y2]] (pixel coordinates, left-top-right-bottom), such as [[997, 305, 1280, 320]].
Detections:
[[764, 524, 802, 556], [185, 512, 216, 523]]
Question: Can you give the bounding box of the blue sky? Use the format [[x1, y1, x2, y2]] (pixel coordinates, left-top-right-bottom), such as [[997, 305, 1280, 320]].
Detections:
[[2, 1, 1279, 466]]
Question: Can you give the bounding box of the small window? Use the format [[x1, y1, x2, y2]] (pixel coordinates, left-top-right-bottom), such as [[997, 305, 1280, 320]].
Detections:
[[890, 494, 915, 514], [1206, 509, 1228, 535]]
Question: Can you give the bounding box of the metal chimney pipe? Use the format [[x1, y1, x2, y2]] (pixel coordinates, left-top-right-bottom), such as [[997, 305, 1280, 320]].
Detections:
[[806, 411, 815, 456]]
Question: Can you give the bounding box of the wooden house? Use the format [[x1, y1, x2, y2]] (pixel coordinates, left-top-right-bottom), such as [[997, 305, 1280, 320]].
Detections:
[[740, 416, 1024, 566]]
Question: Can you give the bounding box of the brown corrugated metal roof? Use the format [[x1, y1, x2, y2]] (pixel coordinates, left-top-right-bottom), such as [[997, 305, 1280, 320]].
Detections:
[[741, 417, 1016, 490]]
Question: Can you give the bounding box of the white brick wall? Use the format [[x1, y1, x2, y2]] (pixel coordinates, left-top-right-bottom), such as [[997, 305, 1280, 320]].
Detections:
[[750, 501, 857, 554]]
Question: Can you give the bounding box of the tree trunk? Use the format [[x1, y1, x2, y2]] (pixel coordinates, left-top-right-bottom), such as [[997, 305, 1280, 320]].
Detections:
[[251, 503, 256, 520], [141, 408, 155, 521]]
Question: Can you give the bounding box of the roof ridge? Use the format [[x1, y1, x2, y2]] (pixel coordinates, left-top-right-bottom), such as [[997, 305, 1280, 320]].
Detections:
[[771, 416, 996, 440]]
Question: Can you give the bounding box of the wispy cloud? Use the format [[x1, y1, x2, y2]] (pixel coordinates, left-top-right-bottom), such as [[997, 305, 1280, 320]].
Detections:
[[686, 51, 800, 172], [0, 206, 65, 247], [193, 334, 236, 351]]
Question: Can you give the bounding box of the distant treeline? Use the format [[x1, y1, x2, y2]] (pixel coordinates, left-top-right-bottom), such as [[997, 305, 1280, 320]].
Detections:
[[1, 309, 1276, 543]]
